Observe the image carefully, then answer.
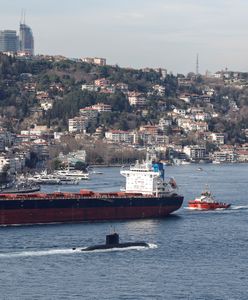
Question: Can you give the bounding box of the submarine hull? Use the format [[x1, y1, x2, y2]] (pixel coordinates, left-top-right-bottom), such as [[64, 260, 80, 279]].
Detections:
[[79, 242, 149, 251]]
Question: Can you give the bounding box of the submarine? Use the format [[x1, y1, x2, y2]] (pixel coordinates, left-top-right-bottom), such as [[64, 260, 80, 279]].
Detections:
[[72, 233, 149, 251]]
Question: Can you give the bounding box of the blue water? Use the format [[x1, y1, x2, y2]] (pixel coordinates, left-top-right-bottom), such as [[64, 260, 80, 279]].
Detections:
[[0, 164, 247, 300]]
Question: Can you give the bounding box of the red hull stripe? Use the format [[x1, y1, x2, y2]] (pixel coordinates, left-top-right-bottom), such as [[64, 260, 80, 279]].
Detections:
[[0, 205, 181, 225], [188, 202, 230, 210]]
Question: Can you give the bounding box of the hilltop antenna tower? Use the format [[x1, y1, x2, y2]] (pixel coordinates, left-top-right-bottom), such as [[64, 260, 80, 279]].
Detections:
[[196, 53, 199, 75]]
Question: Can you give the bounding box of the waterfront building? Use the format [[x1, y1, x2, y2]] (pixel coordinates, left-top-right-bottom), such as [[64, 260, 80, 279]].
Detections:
[[0, 30, 18, 52], [211, 151, 237, 163], [183, 145, 207, 161], [236, 150, 248, 162]]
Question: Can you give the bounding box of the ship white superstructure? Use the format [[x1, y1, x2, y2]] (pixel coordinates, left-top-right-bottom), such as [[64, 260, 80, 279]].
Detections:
[[121, 158, 177, 196]]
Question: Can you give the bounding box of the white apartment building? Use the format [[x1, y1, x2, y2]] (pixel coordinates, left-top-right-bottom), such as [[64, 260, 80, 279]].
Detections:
[[81, 57, 106, 66], [68, 117, 89, 133], [179, 94, 191, 103], [152, 85, 165, 96], [183, 145, 207, 161], [105, 130, 133, 143], [194, 113, 210, 121], [81, 84, 99, 92], [21, 125, 50, 136], [236, 150, 248, 162], [210, 133, 225, 145], [0, 156, 10, 172], [91, 103, 112, 112], [128, 92, 146, 106], [94, 78, 110, 87], [40, 99, 53, 111], [80, 107, 99, 119], [211, 151, 237, 163], [173, 108, 187, 116], [158, 118, 172, 131]]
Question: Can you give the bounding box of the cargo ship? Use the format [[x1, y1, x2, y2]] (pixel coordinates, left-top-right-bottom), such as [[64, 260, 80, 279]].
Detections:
[[0, 156, 183, 226]]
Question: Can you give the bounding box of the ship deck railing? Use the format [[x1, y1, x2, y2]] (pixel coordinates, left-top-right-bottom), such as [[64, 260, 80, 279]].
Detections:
[[0, 192, 158, 201]]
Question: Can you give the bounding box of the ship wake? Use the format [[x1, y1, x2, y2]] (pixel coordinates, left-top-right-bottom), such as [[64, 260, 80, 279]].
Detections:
[[0, 243, 157, 258], [228, 205, 248, 211], [184, 205, 248, 213]]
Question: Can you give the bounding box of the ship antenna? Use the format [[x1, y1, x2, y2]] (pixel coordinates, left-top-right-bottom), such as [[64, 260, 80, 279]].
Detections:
[[110, 225, 115, 233]]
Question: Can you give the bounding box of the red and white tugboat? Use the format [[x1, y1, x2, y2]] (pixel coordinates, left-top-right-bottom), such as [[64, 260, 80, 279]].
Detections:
[[188, 189, 231, 210]]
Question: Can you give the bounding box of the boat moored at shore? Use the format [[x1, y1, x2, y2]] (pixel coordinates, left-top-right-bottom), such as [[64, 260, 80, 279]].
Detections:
[[54, 169, 89, 180], [25, 171, 80, 185]]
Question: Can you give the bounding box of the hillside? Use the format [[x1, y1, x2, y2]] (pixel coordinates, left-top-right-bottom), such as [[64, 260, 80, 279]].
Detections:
[[0, 53, 247, 145]]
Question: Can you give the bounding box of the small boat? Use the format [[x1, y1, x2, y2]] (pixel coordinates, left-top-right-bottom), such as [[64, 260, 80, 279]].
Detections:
[[27, 172, 61, 185], [197, 167, 203, 171], [72, 232, 149, 252], [54, 169, 89, 180], [57, 176, 79, 185], [188, 189, 231, 210], [181, 160, 191, 165], [91, 170, 103, 175], [212, 160, 221, 164]]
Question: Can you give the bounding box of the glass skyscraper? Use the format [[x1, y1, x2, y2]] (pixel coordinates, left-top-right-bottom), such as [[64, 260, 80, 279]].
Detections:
[[19, 23, 34, 55], [0, 30, 19, 52]]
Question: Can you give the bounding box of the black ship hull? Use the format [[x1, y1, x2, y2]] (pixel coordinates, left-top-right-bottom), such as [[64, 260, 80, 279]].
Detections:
[[0, 193, 184, 226]]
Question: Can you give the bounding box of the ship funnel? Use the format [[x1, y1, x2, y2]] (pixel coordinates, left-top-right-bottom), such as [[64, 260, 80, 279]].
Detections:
[[152, 162, 165, 180]]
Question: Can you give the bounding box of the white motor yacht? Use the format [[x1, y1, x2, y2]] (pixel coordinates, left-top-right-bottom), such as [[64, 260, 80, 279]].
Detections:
[[54, 169, 89, 180]]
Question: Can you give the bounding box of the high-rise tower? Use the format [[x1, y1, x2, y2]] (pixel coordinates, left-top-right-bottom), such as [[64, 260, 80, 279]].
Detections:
[[0, 30, 19, 52], [19, 12, 34, 55]]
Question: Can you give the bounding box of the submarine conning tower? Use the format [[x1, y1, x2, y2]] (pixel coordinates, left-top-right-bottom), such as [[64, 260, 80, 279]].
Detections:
[[106, 233, 119, 245]]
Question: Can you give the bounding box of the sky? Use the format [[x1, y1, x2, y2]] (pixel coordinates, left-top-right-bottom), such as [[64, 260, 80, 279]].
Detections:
[[1, 0, 248, 74]]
